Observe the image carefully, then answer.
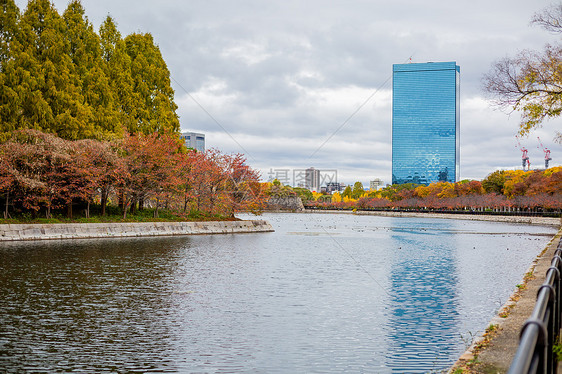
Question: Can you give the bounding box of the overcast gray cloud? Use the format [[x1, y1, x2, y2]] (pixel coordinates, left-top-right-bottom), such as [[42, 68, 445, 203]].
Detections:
[[15, 0, 562, 185]]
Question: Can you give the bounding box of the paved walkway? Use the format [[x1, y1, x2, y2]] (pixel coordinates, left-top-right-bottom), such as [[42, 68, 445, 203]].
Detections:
[[450, 228, 562, 373]]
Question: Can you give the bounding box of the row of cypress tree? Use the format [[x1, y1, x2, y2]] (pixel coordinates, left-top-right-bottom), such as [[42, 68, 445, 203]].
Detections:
[[0, 0, 180, 141]]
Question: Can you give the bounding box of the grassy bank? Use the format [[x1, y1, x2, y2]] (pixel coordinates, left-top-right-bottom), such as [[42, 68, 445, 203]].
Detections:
[[0, 207, 239, 225]]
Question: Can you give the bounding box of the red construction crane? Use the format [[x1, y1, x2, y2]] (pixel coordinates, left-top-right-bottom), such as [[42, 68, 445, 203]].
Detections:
[[515, 136, 530, 170], [537, 136, 552, 169]]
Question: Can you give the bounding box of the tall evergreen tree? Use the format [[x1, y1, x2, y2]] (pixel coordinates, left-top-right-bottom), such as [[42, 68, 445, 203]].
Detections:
[[351, 181, 365, 199], [0, 0, 54, 137], [124, 33, 180, 135], [0, 0, 180, 140], [0, 0, 22, 140], [99, 15, 133, 136], [4, 0, 91, 139], [0, 0, 20, 66], [63, 1, 119, 139]]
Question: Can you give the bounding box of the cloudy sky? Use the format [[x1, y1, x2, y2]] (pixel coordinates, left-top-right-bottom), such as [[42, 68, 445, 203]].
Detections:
[[15, 0, 562, 186]]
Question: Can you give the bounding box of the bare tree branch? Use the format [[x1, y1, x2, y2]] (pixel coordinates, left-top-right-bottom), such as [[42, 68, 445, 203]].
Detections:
[[531, 3, 562, 33], [482, 56, 528, 109], [483, 4, 562, 143]]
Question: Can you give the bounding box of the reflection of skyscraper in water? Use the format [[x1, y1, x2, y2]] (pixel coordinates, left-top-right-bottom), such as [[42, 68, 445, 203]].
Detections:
[[384, 227, 460, 372]]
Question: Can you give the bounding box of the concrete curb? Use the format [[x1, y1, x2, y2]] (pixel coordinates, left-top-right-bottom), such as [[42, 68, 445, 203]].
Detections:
[[0, 220, 274, 241]]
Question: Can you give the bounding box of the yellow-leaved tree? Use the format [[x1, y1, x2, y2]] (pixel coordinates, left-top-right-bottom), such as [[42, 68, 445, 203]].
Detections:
[[331, 192, 342, 203], [502, 170, 532, 198]]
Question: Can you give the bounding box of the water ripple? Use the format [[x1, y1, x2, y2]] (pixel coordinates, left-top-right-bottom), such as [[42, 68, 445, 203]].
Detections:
[[0, 214, 556, 373]]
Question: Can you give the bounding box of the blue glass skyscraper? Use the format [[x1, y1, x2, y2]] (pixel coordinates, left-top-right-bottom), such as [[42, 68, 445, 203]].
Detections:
[[392, 61, 460, 185]]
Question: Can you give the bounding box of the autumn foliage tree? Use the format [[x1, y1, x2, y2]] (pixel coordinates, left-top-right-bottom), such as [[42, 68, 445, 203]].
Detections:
[[0, 129, 266, 220], [184, 149, 265, 216], [73, 138, 124, 217], [117, 132, 182, 218], [483, 3, 562, 142]]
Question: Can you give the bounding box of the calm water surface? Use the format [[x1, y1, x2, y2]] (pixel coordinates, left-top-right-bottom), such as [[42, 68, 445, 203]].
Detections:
[[0, 213, 557, 373]]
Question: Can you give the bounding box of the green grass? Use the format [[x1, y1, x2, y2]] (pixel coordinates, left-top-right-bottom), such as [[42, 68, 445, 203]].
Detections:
[[554, 336, 562, 362], [487, 324, 498, 333], [0, 207, 238, 225]]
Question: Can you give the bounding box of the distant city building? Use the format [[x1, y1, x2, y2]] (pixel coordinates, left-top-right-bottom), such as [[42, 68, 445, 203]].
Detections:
[[326, 182, 342, 193], [392, 61, 460, 185], [181, 131, 205, 152], [370, 179, 383, 191], [305, 167, 321, 192]]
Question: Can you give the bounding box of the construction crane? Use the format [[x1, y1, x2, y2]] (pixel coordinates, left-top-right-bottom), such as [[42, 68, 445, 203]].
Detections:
[[515, 135, 531, 170], [537, 136, 552, 169]]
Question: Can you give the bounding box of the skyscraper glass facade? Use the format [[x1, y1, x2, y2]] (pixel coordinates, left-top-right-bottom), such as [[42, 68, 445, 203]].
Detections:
[[392, 61, 460, 185]]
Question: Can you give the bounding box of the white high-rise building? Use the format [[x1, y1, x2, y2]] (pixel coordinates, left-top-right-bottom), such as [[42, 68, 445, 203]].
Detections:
[[305, 167, 321, 192], [181, 132, 205, 152]]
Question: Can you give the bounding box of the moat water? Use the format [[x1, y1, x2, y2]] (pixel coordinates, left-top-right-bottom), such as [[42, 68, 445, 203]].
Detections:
[[0, 213, 557, 373]]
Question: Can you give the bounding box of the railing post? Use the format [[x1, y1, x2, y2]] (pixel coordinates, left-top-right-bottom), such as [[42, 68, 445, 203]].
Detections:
[[549, 248, 562, 374], [539, 284, 556, 374]]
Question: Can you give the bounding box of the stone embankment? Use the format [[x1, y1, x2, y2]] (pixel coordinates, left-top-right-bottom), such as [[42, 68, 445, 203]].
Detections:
[[0, 220, 274, 241], [306, 209, 561, 226], [266, 196, 305, 211]]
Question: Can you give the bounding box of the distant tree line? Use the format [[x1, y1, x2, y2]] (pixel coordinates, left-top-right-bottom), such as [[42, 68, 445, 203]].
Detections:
[[278, 168, 562, 213], [0, 0, 179, 141]]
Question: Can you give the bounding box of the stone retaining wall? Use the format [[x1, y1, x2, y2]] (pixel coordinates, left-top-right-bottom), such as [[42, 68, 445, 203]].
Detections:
[[266, 196, 305, 211], [304, 209, 561, 227], [0, 220, 274, 241], [354, 211, 561, 226]]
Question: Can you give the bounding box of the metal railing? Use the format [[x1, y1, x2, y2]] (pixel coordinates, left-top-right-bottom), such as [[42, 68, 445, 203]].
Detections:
[[509, 239, 562, 374]]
